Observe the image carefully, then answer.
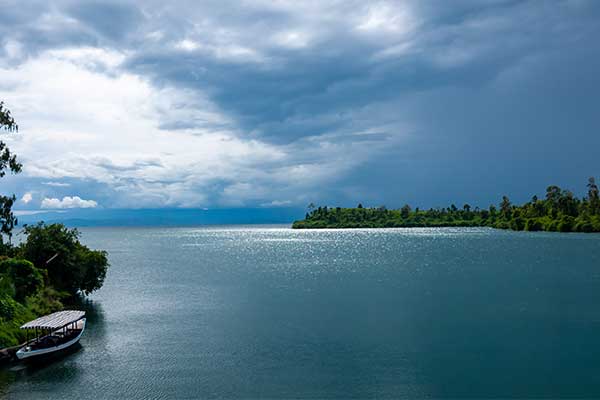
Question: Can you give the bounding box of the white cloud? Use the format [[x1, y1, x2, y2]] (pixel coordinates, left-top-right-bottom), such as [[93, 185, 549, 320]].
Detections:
[[356, 3, 418, 36], [261, 200, 292, 207], [41, 196, 98, 209], [13, 210, 66, 216], [42, 181, 71, 187], [0, 45, 399, 208], [175, 39, 200, 52], [21, 192, 33, 204], [3, 40, 23, 60], [273, 31, 311, 49]]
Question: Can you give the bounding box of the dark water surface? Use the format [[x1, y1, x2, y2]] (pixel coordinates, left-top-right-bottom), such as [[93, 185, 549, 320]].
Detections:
[[3, 226, 600, 399]]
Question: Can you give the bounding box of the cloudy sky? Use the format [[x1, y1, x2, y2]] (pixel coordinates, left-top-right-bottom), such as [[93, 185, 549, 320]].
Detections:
[[1, 0, 599, 211]]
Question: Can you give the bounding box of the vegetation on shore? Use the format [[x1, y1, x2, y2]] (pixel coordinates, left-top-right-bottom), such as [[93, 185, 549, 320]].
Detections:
[[293, 179, 600, 232], [0, 103, 109, 348]]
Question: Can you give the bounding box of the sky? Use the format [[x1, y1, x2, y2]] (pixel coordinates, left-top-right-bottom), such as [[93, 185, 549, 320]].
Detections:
[[1, 0, 599, 214]]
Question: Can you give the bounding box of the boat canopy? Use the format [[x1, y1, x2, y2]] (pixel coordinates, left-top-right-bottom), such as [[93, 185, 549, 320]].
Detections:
[[20, 310, 85, 330]]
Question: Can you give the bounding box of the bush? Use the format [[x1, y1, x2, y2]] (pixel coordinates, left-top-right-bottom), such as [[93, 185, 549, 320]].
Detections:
[[558, 216, 575, 232], [525, 219, 543, 231], [26, 286, 66, 316], [0, 294, 19, 320], [494, 220, 510, 230], [0, 294, 33, 347], [545, 220, 558, 232], [510, 217, 525, 231], [574, 219, 594, 233], [0, 258, 44, 301]]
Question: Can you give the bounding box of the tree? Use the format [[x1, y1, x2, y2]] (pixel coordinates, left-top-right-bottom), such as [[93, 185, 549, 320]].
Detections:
[[545, 185, 561, 205], [75, 243, 109, 295], [0, 196, 17, 241], [587, 177, 599, 214], [18, 223, 109, 296], [557, 190, 578, 216], [400, 204, 411, 218], [500, 196, 511, 217], [0, 102, 22, 246]]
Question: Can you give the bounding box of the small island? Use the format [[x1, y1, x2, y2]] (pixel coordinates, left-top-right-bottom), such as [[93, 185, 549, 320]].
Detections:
[[293, 179, 600, 233]]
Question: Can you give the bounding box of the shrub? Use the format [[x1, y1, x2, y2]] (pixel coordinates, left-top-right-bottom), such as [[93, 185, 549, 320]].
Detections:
[[0, 258, 44, 301], [545, 220, 558, 232], [558, 216, 575, 232], [574, 219, 594, 233], [0, 293, 19, 320], [525, 219, 543, 231], [510, 217, 525, 231]]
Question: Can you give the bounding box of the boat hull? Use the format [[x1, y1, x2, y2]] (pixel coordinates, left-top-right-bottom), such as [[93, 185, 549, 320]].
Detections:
[[16, 318, 86, 361]]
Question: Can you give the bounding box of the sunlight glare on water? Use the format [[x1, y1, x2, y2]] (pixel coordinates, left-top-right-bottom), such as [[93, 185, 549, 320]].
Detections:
[[4, 226, 600, 399]]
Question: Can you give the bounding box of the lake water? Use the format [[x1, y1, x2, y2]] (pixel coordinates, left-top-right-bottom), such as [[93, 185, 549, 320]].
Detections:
[[2, 226, 600, 398]]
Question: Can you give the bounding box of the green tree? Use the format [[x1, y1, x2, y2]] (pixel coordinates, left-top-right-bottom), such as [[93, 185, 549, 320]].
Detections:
[[18, 223, 109, 296], [557, 190, 578, 216], [587, 177, 599, 214], [400, 204, 411, 219], [0, 102, 22, 247], [545, 185, 562, 207], [500, 196, 511, 218], [75, 244, 109, 295]]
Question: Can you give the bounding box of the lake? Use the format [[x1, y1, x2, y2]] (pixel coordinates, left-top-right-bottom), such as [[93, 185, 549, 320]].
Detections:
[[2, 226, 600, 398]]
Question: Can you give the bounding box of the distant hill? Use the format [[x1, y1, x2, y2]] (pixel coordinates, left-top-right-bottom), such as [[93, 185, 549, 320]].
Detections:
[[14, 208, 304, 228]]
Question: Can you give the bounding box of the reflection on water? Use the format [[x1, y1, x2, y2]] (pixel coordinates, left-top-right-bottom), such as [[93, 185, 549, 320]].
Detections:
[[0, 367, 16, 396]]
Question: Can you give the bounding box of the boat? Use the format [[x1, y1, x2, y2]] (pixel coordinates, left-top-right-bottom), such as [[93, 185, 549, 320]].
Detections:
[[16, 310, 86, 361]]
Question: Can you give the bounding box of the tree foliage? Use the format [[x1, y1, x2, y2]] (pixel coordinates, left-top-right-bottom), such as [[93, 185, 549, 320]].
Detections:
[[293, 178, 600, 232], [0, 102, 21, 245], [18, 223, 109, 296]]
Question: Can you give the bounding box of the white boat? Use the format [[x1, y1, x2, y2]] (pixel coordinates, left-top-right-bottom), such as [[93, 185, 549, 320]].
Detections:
[[16, 310, 86, 361]]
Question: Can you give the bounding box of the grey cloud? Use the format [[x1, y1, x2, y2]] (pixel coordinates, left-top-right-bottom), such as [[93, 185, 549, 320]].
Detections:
[[64, 1, 144, 42], [93, 158, 164, 172], [2, 0, 600, 208], [115, 0, 599, 146]]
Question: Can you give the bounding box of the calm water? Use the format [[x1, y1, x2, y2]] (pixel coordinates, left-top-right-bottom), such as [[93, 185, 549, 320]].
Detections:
[[2, 226, 600, 399]]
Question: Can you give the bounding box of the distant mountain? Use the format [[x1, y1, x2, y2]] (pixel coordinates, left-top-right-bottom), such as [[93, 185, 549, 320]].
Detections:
[[14, 208, 305, 227]]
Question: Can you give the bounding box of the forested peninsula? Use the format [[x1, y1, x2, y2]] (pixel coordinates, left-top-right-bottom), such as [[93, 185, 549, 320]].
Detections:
[[293, 179, 600, 232]]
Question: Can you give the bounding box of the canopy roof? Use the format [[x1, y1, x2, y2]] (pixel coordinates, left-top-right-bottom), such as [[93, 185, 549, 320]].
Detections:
[[21, 310, 85, 330]]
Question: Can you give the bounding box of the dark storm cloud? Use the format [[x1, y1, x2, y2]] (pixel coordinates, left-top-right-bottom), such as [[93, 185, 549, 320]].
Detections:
[[2, 0, 600, 207], [115, 0, 600, 145], [64, 1, 144, 41]]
